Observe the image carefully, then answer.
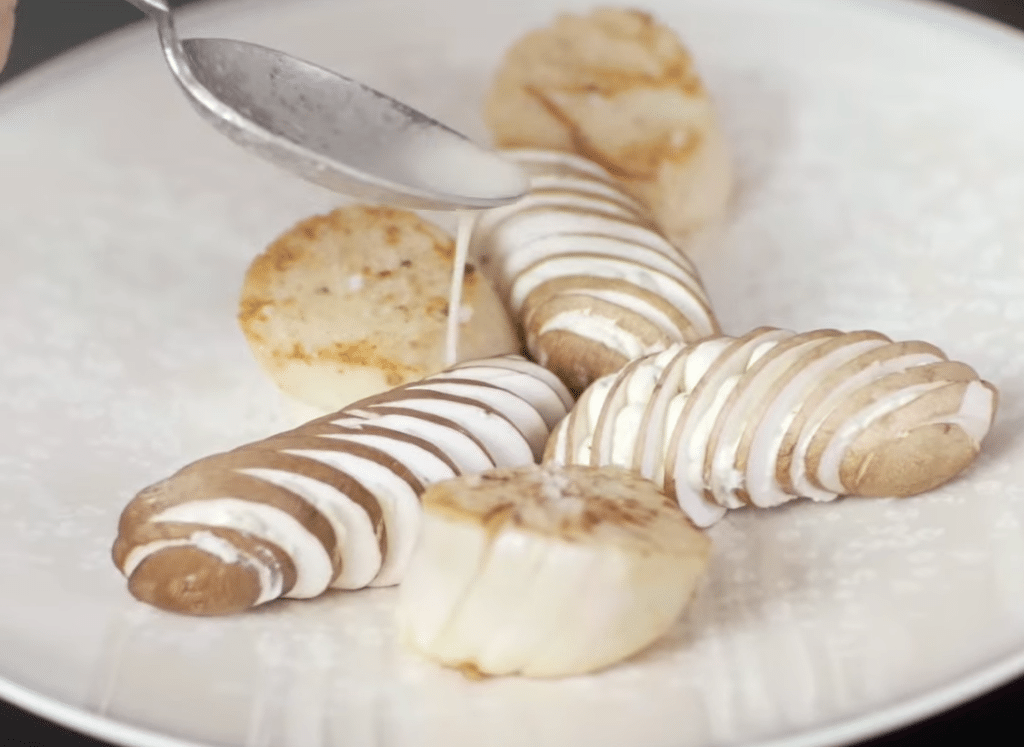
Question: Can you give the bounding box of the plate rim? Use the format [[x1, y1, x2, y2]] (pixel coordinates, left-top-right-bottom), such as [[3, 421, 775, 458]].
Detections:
[[2, 0, 1024, 745]]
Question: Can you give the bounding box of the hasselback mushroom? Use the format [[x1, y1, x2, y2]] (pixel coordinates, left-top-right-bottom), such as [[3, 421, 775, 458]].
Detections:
[[545, 328, 998, 526], [472, 148, 719, 393], [113, 356, 573, 616]]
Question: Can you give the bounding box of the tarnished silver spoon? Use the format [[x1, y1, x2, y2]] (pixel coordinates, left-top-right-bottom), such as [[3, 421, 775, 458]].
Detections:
[[125, 0, 528, 210]]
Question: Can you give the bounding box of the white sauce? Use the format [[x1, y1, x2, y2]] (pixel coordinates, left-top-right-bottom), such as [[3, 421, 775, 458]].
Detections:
[[150, 498, 334, 599], [444, 211, 477, 367]]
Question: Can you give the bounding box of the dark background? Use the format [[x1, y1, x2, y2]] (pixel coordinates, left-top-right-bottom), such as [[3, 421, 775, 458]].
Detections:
[[2, 0, 1024, 745]]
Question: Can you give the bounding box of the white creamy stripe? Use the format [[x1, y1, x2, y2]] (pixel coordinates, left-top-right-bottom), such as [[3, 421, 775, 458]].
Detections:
[[528, 174, 647, 214], [745, 338, 888, 507], [276, 451, 420, 588], [688, 376, 744, 509], [538, 310, 660, 362], [789, 352, 946, 498], [569, 376, 616, 466], [505, 148, 616, 180], [610, 364, 663, 469], [474, 191, 639, 242], [319, 431, 457, 485], [351, 411, 496, 475], [445, 357, 574, 411], [709, 337, 838, 507], [634, 346, 692, 482], [499, 233, 700, 296], [547, 418, 570, 463], [238, 467, 380, 591], [815, 382, 950, 494], [666, 335, 771, 512], [944, 380, 997, 443], [122, 533, 285, 606], [122, 538, 194, 578], [432, 368, 569, 429], [150, 498, 334, 599], [684, 338, 735, 391], [511, 256, 714, 335], [370, 398, 533, 467], [492, 211, 695, 271], [576, 288, 691, 341], [404, 381, 549, 458]]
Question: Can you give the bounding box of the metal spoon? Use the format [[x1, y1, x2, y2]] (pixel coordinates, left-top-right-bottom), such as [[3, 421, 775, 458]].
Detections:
[[124, 0, 528, 210]]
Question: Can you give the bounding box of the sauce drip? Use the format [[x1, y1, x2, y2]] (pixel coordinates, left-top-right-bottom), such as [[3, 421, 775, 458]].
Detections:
[[444, 211, 478, 366]]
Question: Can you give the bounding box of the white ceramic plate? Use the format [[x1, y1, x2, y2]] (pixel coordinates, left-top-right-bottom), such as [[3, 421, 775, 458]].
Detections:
[[2, 0, 1023, 745]]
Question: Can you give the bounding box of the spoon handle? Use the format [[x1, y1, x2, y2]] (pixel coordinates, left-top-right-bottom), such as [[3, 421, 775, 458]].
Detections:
[[123, 0, 171, 17]]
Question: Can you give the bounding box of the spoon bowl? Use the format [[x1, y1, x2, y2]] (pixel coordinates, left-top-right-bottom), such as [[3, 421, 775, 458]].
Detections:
[[126, 0, 528, 210]]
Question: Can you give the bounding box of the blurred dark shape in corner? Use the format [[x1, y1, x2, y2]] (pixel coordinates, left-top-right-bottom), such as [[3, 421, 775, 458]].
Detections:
[[0, 0, 206, 84]]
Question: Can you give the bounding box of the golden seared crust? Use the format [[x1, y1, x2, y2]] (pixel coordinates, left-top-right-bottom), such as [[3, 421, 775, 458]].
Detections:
[[239, 205, 520, 412], [422, 464, 709, 553], [398, 463, 710, 678], [484, 8, 733, 240]]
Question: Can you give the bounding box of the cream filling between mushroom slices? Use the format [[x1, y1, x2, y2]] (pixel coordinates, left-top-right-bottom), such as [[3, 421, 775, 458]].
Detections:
[[563, 350, 667, 470], [338, 411, 495, 475], [121, 531, 286, 606], [669, 331, 795, 514], [402, 380, 549, 458], [467, 165, 651, 248], [502, 162, 651, 229], [446, 355, 575, 412], [536, 311, 665, 361], [503, 148, 619, 179], [576, 337, 731, 527], [946, 380, 999, 442], [499, 233, 706, 305], [649, 339, 731, 484], [572, 376, 616, 465], [510, 256, 714, 335], [488, 207, 681, 256], [527, 174, 648, 214], [688, 337, 784, 509], [743, 338, 889, 507], [365, 397, 532, 467], [788, 351, 947, 499], [236, 468, 382, 590], [474, 189, 640, 243], [318, 431, 458, 485], [546, 418, 570, 462], [190, 529, 285, 603], [708, 335, 839, 508], [813, 379, 995, 495], [431, 368, 569, 429], [571, 288, 690, 342], [259, 448, 420, 588], [629, 344, 698, 482], [606, 358, 665, 468], [491, 210, 699, 277], [148, 498, 334, 598]]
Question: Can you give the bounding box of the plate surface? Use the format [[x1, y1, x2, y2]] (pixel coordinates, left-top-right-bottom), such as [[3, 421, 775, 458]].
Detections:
[[1, 0, 1023, 746]]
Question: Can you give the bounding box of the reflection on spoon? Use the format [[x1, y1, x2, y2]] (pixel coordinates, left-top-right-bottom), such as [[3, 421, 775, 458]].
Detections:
[[124, 0, 529, 210]]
